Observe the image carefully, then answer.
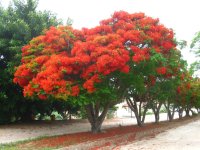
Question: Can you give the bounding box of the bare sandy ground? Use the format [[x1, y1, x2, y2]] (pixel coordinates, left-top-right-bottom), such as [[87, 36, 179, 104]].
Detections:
[[0, 113, 172, 144], [0, 117, 135, 144], [121, 118, 200, 150]]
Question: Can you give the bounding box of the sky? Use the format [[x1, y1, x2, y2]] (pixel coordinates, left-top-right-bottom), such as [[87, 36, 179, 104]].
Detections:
[[1, 0, 200, 67]]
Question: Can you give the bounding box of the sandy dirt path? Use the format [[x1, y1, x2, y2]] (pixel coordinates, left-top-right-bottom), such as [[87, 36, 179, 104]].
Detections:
[[0, 117, 136, 144], [121, 118, 200, 150], [0, 113, 172, 144]]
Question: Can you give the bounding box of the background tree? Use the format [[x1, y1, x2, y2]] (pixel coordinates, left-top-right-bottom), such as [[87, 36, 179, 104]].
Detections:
[[0, 0, 61, 123], [190, 78, 200, 113], [190, 31, 200, 72]]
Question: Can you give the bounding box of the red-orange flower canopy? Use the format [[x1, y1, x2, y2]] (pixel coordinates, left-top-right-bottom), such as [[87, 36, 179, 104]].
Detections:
[[14, 11, 176, 100]]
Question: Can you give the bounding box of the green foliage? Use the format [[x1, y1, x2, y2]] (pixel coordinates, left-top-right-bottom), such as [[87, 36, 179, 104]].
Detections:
[[0, 0, 61, 124], [106, 106, 117, 119], [71, 75, 121, 110], [160, 107, 167, 113], [190, 31, 200, 71], [76, 107, 87, 119], [190, 31, 200, 56], [176, 39, 187, 50], [189, 62, 200, 75]]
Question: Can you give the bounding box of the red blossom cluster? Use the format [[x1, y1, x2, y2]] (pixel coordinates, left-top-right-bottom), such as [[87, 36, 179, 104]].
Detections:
[[176, 72, 192, 95], [156, 67, 167, 75], [14, 11, 177, 100], [149, 75, 156, 86], [176, 82, 192, 96], [177, 86, 181, 94]]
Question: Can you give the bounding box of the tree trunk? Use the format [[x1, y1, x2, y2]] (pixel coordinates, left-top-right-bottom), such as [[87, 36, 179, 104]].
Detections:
[[85, 102, 110, 133], [141, 104, 148, 123], [69, 113, 72, 120], [178, 107, 183, 119], [168, 110, 173, 121], [168, 106, 175, 121], [135, 111, 143, 127], [185, 107, 190, 117], [171, 106, 175, 120], [152, 102, 162, 123], [155, 112, 159, 123], [126, 98, 148, 127], [90, 120, 102, 133], [164, 102, 175, 122]]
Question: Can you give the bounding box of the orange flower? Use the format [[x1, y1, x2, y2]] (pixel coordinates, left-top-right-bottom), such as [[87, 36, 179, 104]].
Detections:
[[83, 80, 96, 93], [38, 94, 47, 100], [177, 86, 181, 94], [132, 54, 144, 63], [120, 65, 130, 73], [186, 83, 191, 89], [156, 67, 167, 75], [149, 76, 156, 86], [71, 85, 80, 96]]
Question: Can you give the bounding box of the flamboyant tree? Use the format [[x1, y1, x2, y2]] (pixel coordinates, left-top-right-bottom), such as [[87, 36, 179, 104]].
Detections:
[[155, 50, 185, 121], [14, 24, 128, 132], [176, 69, 199, 117], [103, 11, 178, 126], [14, 11, 179, 132], [190, 78, 200, 113]]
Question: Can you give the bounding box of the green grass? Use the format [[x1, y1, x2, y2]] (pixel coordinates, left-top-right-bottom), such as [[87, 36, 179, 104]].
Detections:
[[0, 136, 56, 150], [0, 143, 18, 150], [0, 143, 55, 150]]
